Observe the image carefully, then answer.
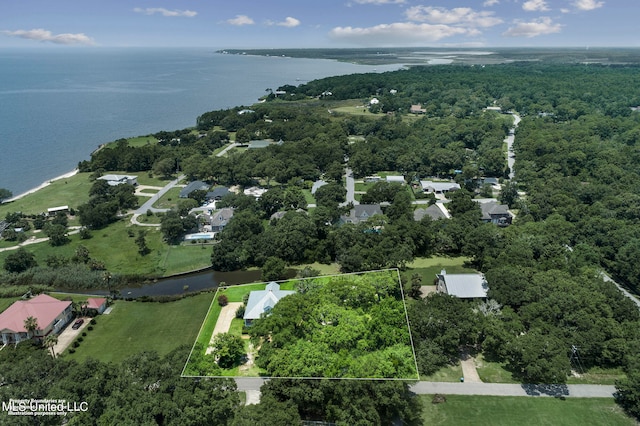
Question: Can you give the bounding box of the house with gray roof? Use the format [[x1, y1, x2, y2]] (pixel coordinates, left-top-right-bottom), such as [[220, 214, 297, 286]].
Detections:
[[477, 200, 512, 226], [208, 208, 234, 232], [180, 181, 210, 198], [206, 187, 231, 201], [414, 204, 449, 221], [339, 204, 383, 225], [243, 282, 295, 326], [436, 269, 488, 299]]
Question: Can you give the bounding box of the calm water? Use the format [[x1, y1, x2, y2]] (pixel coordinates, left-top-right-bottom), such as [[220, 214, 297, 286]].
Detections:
[[0, 48, 401, 196]]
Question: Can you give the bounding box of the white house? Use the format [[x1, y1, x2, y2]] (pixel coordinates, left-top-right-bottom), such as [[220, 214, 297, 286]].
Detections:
[[420, 180, 461, 194], [386, 175, 405, 184], [243, 282, 295, 326], [98, 174, 138, 186]]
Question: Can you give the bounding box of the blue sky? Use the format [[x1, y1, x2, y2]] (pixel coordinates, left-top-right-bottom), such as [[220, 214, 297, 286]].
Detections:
[[1, 1, 637, 48]]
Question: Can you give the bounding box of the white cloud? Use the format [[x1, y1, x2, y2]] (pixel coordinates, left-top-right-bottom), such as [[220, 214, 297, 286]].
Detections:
[[502, 17, 562, 37], [352, 0, 406, 4], [227, 15, 255, 26], [483, 0, 500, 6], [405, 6, 503, 28], [277, 17, 301, 28], [329, 22, 471, 46], [573, 0, 604, 11], [560, 8, 571, 13], [133, 8, 197, 17], [2, 28, 95, 45], [522, 0, 550, 11]]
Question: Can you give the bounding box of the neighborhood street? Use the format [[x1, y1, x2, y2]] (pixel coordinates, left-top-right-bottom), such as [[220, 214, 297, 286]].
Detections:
[[234, 378, 616, 398]]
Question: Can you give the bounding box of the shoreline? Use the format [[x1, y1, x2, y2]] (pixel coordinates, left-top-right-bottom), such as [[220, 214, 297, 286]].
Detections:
[[3, 169, 79, 204]]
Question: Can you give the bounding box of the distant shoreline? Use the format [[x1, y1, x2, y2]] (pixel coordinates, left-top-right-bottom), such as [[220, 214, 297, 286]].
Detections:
[[3, 169, 79, 204]]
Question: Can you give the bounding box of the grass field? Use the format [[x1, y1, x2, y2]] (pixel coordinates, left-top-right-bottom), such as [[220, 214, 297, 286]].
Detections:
[[475, 354, 519, 384], [404, 256, 475, 286], [420, 363, 464, 382], [152, 187, 183, 210], [0, 220, 212, 277], [0, 172, 93, 217], [566, 367, 627, 385], [419, 395, 636, 426], [66, 292, 214, 363]]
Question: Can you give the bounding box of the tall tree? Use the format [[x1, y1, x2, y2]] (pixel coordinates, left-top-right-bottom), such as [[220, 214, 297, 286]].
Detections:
[[24, 316, 39, 340]]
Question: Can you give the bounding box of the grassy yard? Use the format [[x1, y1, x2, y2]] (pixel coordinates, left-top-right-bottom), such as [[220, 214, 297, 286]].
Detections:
[[404, 256, 475, 286], [420, 363, 464, 382], [474, 354, 519, 384], [152, 187, 183, 210], [420, 395, 636, 426], [292, 262, 341, 276], [66, 292, 214, 363], [0, 220, 212, 277], [0, 172, 93, 217], [566, 367, 627, 385]]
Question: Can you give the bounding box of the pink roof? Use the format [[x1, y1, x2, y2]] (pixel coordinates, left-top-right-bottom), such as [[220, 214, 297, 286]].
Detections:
[[86, 298, 106, 310], [0, 294, 71, 333]]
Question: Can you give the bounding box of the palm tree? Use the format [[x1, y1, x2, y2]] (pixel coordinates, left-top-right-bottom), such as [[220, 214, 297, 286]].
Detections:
[[24, 316, 39, 340], [43, 334, 58, 358]]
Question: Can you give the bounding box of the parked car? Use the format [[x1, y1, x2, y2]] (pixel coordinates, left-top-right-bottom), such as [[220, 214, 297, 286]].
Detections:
[[72, 319, 84, 330]]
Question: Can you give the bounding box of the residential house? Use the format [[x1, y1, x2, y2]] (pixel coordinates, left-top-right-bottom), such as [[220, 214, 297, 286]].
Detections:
[[0, 294, 73, 345], [209, 208, 234, 232], [243, 186, 268, 198], [243, 282, 295, 326], [413, 204, 450, 221], [86, 297, 107, 315], [420, 181, 461, 194], [386, 175, 405, 184], [476, 200, 512, 226], [98, 174, 138, 187], [436, 270, 488, 299], [340, 204, 383, 225], [410, 104, 427, 114], [180, 181, 210, 198], [47, 206, 69, 216], [206, 187, 231, 202]]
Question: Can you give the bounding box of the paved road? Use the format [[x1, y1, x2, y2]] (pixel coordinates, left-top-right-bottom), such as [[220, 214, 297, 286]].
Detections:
[[342, 167, 358, 206], [234, 378, 615, 398], [216, 142, 240, 157], [602, 272, 640, 309], [134, 174, 185, 215], [506, 112, 521, 180]]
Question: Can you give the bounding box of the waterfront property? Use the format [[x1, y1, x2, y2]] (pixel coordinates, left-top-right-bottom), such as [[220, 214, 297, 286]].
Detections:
[[436, 269, 489, 299], [243, 282, 295, 327], [86, 297, 107, 315], [98, 174, 138, 186], [0, 294, 73, 345]]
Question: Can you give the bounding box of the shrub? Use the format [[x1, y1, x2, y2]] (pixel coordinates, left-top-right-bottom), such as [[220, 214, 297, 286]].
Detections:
[[90, 319, 97, 325], [235, 304, 245, 319], [218, 294, 229, 306], [87, 326, 94, 331], [81, 332, 87, 337], [72, 341, 80, 348], [76, 336, 83, 342], [68, 348, 76, 354]]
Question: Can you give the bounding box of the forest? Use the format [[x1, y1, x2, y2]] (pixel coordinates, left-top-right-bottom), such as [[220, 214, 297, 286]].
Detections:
[[4, 61, 640, 421]]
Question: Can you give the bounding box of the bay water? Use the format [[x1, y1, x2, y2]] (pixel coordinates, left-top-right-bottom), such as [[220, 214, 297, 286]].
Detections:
[[0, 48, 401, 196]]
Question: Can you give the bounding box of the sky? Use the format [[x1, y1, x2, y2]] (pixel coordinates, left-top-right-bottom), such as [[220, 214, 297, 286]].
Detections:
[[0, 0, 638, 49]]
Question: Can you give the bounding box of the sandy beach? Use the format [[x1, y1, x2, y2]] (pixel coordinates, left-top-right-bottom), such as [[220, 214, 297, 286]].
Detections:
[[3, 169, 79, 203]]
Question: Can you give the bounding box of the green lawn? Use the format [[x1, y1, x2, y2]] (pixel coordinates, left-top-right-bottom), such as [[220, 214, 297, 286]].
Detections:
[[0, 220, 212, 277], [475, 354, 519, 384], [66, 292, 214, 363], [420, 395, 636, 426], [405, 256, 475, 286], [152, 187, 183, 210], [566, 367, 627, 385], [292, 262, 341, 276], [420, 363, 464, 382], [0, 172, 93, 217]]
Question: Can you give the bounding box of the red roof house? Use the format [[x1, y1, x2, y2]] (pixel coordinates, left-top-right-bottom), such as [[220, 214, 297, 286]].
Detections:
[[0, 294, 73, 345], [86, 297, 107, 314]]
